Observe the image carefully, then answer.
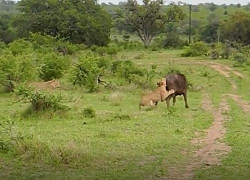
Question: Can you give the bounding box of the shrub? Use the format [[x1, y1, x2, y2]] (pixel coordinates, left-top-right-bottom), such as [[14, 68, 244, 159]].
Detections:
[[106, 45, 119, 56], [162, 61, 181, 75], [29, 33, 84, 55], [233, 53, 247, 67], [37, 52, 70, 81], [163, 33, 187, 48], [0, 118, 23, 153], [111, 60, 123, 73], [0, 52, 38, 92], [15, 86, 67, 111], [181, 41, 209, 57], [68, 51, 111, 92], [82, 107, 96, 118], [0, 40, 6, 53], [95, 45, 119, 57], [96, 46, 106, 56], [8, 39, 33, 55], [115, 60, 145, 83]]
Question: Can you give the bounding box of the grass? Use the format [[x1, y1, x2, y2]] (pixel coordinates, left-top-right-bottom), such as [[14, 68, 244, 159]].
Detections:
[[1, 49, 250, 179], [195, 98, 250, 180]]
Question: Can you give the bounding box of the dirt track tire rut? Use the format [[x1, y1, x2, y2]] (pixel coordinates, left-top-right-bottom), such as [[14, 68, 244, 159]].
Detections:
[[165, 61, 249, 180]]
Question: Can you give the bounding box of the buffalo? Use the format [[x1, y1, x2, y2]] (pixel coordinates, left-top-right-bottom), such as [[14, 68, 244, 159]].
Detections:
[[163, 73, 189, 108]]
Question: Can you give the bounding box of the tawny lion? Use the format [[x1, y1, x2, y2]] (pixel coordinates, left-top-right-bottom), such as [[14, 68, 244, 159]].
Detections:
[[28, 79, 60, 90], [139, 78, 175, 109]]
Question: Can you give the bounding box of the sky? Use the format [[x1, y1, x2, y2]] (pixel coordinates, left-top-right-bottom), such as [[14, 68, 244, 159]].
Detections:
[[98, 0, 249, 5]]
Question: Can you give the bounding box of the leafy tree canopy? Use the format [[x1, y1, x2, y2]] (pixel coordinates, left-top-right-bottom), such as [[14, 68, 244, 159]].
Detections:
[[116, 0, 185, 47], [12, 0, 112, 46], [222, 11, 250, 45]]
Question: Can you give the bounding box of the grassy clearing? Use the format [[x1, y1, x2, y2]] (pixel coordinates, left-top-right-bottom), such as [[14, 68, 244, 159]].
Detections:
[[0, 49, 249, 179]]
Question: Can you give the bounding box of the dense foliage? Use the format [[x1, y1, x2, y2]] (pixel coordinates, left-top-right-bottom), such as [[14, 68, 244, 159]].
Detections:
[[1, 1, 250, 48], [12, 0, 112, 46], [116, 0, 185, 47]]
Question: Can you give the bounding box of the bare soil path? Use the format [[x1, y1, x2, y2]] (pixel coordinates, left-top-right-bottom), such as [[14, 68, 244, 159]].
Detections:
[[165, 61, 249, 180], [166, 94, 231, 180]]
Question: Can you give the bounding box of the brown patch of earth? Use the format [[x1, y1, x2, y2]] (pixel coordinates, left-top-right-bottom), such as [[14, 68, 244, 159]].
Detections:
[[195, 62, 243, 79], [165, 94, 231, 180], [223, 94, 250, 113], [196, 62, 242, 90], [146, 60, 247, 179]]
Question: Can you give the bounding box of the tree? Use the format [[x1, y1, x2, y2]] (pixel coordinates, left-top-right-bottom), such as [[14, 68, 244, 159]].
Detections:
[[208, 3, 217, 12], [12, 0, 112, 46], [199, 13, 220, 43], [116, 0, 185, 47], [0, 14, 16, 43], [221, 12, 250, 45]]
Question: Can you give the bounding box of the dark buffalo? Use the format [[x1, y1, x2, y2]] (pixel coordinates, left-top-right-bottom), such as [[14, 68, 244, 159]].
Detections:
[[164, 73, 189, 108]]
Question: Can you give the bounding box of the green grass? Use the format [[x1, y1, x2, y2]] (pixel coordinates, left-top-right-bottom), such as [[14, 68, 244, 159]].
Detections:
[[1, 49, 250, 179], [195, 98, 250, 180]]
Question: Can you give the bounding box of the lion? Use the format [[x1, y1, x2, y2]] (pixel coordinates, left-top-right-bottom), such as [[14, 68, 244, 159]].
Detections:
[[139, 78, 175, 110], [28, 79, 60, 90]]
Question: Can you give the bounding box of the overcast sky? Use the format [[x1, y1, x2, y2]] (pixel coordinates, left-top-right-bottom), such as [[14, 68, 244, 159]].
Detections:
[[98, 0, 249, 5]]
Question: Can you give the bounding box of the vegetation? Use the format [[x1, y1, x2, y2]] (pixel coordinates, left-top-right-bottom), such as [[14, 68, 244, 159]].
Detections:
[[1, 0, 250, 180], [116, 0, 185, 47]]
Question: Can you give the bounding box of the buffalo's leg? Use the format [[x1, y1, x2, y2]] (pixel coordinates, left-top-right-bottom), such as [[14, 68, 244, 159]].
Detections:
[[173, 95, 176, 106], [166, 94, 174, 108], [183, 92, 189, 108]]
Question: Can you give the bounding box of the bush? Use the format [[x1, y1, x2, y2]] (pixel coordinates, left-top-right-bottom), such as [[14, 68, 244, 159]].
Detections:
[[15, 86, 67, 111], [96, 46, 106, 56], [29, 33, 85, 55], [162, 61, 181, 75], [106, 45, 119, 56], [95, 45, 119, 57], [82, 107, 96, 118], [68, 51, 111, 92], [115, 60, 145, 83], [233, 53, 247, 67], [8, 39, 33, 55], [0, 118, 23, 153], [181, 41, 209, 57], [37, 52, 70, 81], [116, 40, 144, 50], [0, 52, 38, 92], [163, 33, 187, 48], [0, 40, 6, 53], [111, 60, 123, 73]]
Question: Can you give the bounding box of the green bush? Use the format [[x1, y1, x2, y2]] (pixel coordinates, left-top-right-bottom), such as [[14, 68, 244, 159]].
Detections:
[[106, 45, 119, 56], [115, 60, 145, 83], [96, 46, 106, 56], [116, 40, 144, 50], [0, 52, 38, 92], [233, 53, 247, 67], [111, 60, 123, 73], [8, 39, 33, 55], [163, 33, 187, 48], [68, 51, 111, 92], [15, 86, 66, 111], [82, 107, 96, 118], [162, 61, 181, 75], [0, 118, 23, 153], [37, 52, 70, 81], [181, 41, 209, 57], [29, 33, 85, 55], [0, 40, 6, 53]]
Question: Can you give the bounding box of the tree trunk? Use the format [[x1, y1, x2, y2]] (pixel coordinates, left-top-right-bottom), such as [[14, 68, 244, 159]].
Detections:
[[143, 37, 150, 48]]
